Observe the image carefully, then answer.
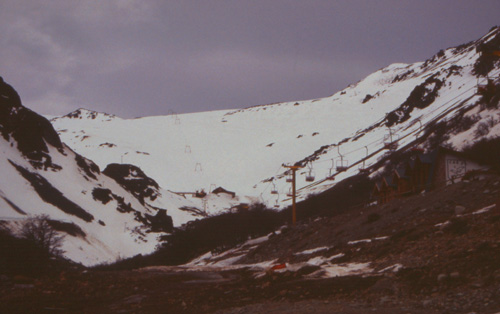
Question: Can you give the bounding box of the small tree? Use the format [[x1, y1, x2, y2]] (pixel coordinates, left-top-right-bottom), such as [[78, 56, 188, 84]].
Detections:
[[21, 215, 64, 257]]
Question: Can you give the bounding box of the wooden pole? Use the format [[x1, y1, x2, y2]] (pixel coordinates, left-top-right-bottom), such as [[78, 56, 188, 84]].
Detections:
[[283, 164, 303, 226], [292, 167, 297, 225]]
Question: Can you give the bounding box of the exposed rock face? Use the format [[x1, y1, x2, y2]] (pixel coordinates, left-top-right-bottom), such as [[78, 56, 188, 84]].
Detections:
[[146, 209, 173, 233], [9, 160, 94, 222], [474, 26, 500, 76], [102, 163, 175, 231], [62, 108, 116, 120], [0, 77, 183, 265], [0, 77, 63, 158], [386, 74, 444, 127], [103, 163, 160, 204]]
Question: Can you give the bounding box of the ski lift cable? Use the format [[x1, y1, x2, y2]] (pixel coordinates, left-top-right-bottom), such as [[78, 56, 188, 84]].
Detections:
[[318, 69, 491, 167], [297, 87, 478, 189], [339, 71, 493, 164], [412, 69, 500, 122], [274, 70, 497, 192], [262, 163, 294, 196]]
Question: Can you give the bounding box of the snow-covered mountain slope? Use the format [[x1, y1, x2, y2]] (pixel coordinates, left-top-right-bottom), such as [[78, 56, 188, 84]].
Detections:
[[51, 27, 500, 211], [0, 77, 212, 266]]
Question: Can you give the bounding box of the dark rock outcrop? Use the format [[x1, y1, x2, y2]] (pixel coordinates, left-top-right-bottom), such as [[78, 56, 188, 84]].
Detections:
[[386, 74, 443, 127], [474, 26, 500, 76], [9, 160, 94, 222], [103, 163, 160, 204], [0, 77, 63, 157], [146, 209, 173, 233]]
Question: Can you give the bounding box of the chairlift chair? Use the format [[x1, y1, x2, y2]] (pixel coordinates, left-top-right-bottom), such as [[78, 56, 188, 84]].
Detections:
[[305, 163, 315, 182], [326, 159, 336, 180], [336, 160, 348, 172], [305, 173, 315, 182], [476, 76, 496, 95], [336, 146, 349, 172], [358, 162, 370, 174], [326, 172, 335, 181], [359, 167, 370, 174], [271, 182, 278, 194], [358, 146, 369, 174], [286, 188, 293, 197], [383, 133, 399, 150]]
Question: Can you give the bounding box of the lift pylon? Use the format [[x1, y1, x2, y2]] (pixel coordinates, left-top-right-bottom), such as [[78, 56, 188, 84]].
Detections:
[[283, 164, 304, 226]]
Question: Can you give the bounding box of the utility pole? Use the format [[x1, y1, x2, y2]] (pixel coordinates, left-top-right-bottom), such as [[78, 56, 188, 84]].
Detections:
[[283, 164, 303, 226]]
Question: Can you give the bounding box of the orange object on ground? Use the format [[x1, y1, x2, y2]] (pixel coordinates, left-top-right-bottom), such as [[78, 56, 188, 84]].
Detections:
[[270, 263, 286, 271]]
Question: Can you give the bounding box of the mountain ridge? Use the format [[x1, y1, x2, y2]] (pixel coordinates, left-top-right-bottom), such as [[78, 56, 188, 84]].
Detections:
[[2, 26, 499, 266], [50, 26, 500, 210]]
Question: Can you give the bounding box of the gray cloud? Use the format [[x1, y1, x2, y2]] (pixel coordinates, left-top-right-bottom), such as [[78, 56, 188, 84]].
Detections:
[[1, 0, 499, 118]]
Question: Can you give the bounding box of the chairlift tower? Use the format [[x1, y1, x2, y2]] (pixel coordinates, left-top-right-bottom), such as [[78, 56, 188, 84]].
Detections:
[[194, 163, 202, 172], [283, 164, 304, 226]]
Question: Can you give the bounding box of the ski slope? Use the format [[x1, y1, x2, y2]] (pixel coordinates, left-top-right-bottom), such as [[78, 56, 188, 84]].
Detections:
[[52, 27, 500, 211]]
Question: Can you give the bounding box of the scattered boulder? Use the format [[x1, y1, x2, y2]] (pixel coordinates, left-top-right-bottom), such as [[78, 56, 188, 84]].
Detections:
[[455, 205, 466, 215]]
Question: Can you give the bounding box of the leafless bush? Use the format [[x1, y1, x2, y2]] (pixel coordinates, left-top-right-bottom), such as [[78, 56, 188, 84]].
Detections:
[[475, 121, 492, 138], [21, 215, 64, 257]]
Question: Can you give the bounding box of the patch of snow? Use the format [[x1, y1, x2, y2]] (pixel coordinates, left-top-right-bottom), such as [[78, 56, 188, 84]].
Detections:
[[306, 262, 372, 279], [472, 204, 496, 215], [294, 246, 331, 256], [435, 221, 450, 228], [244, 235, 270, 246], [210, 254, 246, 267], [348, 236, 388, 245], [348, 239, 372, 245], [378, 263, 404, 273]]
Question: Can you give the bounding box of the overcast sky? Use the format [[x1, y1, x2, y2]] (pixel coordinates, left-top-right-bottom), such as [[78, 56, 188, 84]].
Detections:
[[1, 1, 499, 118]]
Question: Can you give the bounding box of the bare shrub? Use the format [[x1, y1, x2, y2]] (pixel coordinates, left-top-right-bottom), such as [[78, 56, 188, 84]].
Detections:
[[21, 215, 64, 257], [474, 121, 491, 138]]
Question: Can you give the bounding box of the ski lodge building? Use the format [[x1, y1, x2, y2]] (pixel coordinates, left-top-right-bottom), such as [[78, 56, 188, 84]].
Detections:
[[372, 147, 487, 205]]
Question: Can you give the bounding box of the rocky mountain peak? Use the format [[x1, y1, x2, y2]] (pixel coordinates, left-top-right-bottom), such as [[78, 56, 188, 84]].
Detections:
[[61, 108, 116, 121], [0, 78, 63, 158]]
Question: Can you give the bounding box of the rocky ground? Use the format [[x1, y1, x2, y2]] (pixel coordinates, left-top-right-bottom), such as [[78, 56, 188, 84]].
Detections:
[[1, 174, 500, 313]]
